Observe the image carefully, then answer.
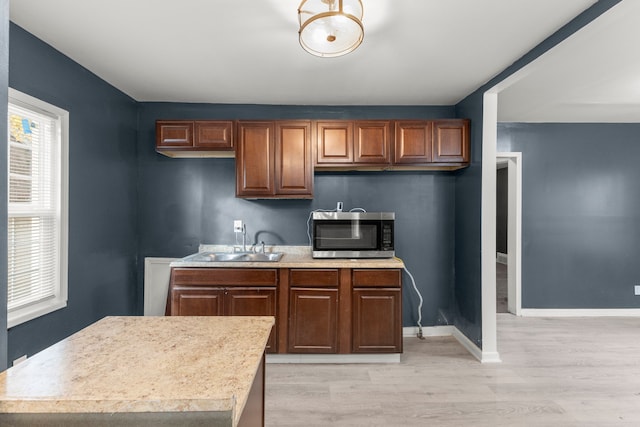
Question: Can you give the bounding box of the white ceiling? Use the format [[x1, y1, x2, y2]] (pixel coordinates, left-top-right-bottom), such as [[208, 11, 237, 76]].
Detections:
[[8, 0, 639, 122], [497, 0, 640, 122]]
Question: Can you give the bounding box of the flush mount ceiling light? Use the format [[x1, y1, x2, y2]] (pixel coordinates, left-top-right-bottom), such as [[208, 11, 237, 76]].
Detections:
[[298, 0, 364, 58]]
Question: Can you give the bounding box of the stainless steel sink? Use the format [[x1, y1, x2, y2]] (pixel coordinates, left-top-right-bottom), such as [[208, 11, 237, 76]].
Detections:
[[181, 251, 284, 263]]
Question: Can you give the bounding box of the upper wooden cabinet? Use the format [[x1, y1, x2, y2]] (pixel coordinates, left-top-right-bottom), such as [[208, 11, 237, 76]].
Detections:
[[315, 120, 391, 167], [432, 119, 470, 164], [394, 121, 433, 164], [235, 121, 274, 197], [316, 119, 469, 169], [275, 121, 314, 197], [316, 121, 353, 165], [354, 121, 392, 164], [156, 121, 193, 148], [236, 121, 313, 199], [156, 120, 234, 157], [195, 121, 234, 149], [156, 118, 470, 171], [395, 119, 470, 166]]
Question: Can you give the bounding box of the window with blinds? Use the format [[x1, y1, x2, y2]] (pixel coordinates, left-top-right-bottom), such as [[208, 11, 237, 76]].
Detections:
[[7, 89, 68, 328]]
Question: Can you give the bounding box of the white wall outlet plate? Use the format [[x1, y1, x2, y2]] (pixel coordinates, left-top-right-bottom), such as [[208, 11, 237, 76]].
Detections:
[[635, 285, 640, 296], [233, 220, 243, 233]]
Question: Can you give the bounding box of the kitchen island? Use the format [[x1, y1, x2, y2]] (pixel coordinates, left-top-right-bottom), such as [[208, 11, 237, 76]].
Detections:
[[0, 316, 274, 426]]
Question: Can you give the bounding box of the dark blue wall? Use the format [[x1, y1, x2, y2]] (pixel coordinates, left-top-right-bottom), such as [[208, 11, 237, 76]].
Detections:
[[452, 93, 483, 347], [451, 0, 621, 349], [0, 0, 9, 371], [137, 103, 458, 327], [6, 24, 139, 363], [498, 123, 640, 308]]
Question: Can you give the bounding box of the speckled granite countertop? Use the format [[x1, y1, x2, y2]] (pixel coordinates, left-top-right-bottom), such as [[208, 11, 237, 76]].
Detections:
[[170, 245, 405, 269], [0, 316, 274, 425]]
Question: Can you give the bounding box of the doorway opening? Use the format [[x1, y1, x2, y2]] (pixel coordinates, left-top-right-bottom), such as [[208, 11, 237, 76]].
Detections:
[[496, 153, 522, 316]]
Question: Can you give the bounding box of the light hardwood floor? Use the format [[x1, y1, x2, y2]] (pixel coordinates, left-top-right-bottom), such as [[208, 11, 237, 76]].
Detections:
[[265, 314, 640, 426]]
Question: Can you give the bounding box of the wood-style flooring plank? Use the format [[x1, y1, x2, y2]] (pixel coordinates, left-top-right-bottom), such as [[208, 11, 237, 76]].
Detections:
[[265, 314, 640, 426]]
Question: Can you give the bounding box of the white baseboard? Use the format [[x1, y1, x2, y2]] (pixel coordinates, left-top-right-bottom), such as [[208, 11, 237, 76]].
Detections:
[[403, 325, 455, 337], [496, 252, 508, 265], [520, 308, 640, 317], [404, 326, 499, 363], [452, 328, 501, 363]]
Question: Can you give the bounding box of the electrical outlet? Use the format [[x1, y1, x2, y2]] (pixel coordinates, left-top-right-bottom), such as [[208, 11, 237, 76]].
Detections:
[[233, 220, 243, 233], [635, 285, 640, 296]]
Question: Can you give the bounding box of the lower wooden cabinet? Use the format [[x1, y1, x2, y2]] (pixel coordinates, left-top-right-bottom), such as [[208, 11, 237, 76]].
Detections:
[[352, 288, 402, 353], [166, 267, 402, 355], [168, 268, 278, 352], [351, 269, 403, 353], [171, 286, 224, 316], [287, 269, 340, 353], [288, 288, 339, 353]]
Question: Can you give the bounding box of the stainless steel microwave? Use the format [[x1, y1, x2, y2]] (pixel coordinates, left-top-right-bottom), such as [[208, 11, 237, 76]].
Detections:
[[312, 212, 395, 258]]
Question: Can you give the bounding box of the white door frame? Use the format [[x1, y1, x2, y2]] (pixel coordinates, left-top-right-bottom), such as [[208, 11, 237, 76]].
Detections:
[[496, 152, 522, 316], [481, 48, 536, 362], [480, 92, 500, 363]]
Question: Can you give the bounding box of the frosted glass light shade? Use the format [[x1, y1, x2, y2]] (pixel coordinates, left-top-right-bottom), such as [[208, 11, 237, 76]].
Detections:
[[298, 0, 364, 58]]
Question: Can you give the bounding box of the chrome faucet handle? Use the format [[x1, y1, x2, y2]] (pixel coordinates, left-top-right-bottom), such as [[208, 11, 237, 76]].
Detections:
[[260, 241, 266, 253]]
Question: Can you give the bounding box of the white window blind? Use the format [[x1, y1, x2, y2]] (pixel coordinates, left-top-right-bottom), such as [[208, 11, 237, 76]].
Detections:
[[7, 90, 68, 327]]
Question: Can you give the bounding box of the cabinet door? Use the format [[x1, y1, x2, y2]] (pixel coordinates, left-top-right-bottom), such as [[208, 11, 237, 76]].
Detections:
[[354, 121, 391, 164], [236, 121, 275, 197], [225, 287, 277, 352], [352, 269, 402, 353], [194, 120, 234, 150], [275, 121, 313, 197], [156, 121, 194, 148], [394, 121, 433, 164], [288, 288, 339, 353], [432, 119, 470, 163], [352, 288, 402, 353], [316, 121, 353, 165], [170, 286, 223, 316]]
